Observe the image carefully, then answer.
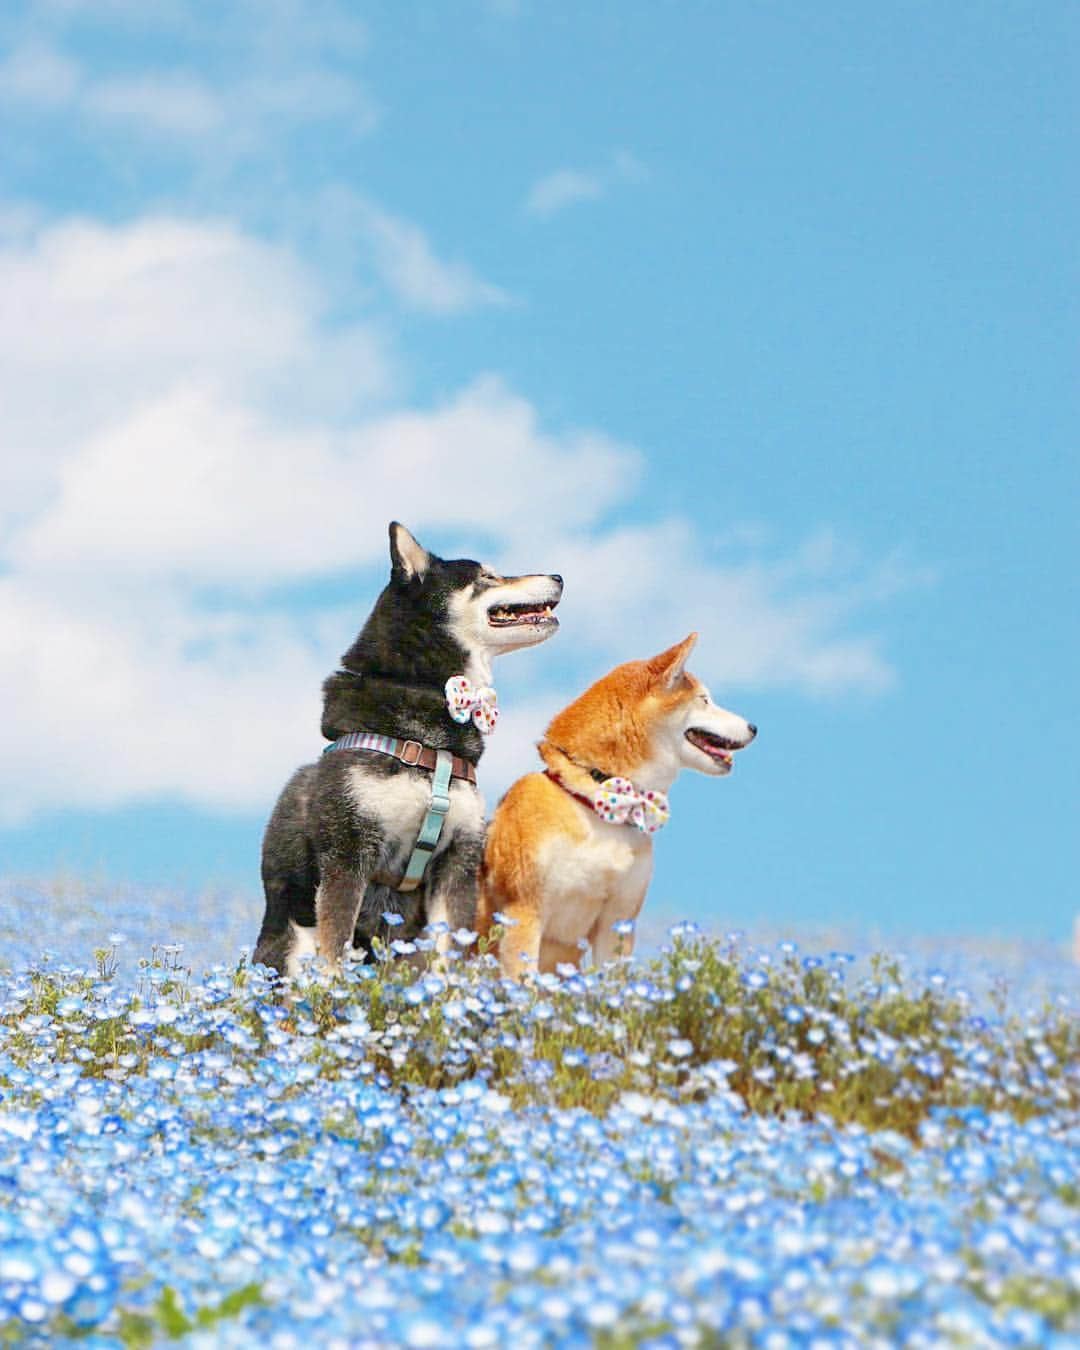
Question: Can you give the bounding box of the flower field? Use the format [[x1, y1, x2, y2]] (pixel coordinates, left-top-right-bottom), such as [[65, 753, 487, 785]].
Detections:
[[0, 881, 1078, 1347]]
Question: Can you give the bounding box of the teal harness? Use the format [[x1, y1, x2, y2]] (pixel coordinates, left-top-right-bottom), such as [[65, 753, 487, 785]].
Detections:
[[397, 748, 453, 892], [323, 732, 459, 893]]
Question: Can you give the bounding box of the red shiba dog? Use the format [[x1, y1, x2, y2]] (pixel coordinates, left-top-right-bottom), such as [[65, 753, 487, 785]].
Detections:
[[477, 634, 756, 976]]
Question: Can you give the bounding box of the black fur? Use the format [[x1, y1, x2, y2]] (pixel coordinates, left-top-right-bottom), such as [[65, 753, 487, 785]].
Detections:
[[253, 524, 557, 974]]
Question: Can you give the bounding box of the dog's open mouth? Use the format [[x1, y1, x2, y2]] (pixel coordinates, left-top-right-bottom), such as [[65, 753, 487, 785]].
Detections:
[[487, 600, 560, 629], [685, 728, 738, 766]]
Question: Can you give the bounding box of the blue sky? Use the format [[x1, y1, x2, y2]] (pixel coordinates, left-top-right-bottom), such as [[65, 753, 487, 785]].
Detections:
[[0, 1, 1076, 941]]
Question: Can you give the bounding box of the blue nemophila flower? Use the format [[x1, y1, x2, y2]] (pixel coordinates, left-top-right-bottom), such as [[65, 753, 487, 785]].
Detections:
[[0, 890, 1077, 1346], [382, 912, 405, 928], [612, 920, 636, 937]]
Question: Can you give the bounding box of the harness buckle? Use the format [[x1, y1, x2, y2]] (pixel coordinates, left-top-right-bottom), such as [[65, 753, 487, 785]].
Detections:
[[400, 739, 423, 766]]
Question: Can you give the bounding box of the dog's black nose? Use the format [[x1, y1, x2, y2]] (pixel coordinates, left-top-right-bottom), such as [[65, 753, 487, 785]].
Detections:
[[747, 723, 758, 738]]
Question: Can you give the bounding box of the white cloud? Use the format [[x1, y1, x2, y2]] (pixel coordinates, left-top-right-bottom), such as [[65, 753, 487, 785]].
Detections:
[[526, 151, 648, 217], [0, 215, 393, 528], [82, 64, 378, 148], [0, 13, 377, 154], [32, 0, 189, 16], [514, 521, 899, 695], [85, 73, 223, 137], [0, 41, 80, 105], [526, 169, 605, 217], [0, 211, 918, 823], [12, 376, 633, 581], [0, 577, 330, 824], [347, 197, 509, 314]]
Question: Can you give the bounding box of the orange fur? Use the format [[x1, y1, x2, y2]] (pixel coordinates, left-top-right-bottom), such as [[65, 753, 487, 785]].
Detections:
[[478, 634, 705, 977], [540, 633, 701, 780], [476, 771, 592, 976]]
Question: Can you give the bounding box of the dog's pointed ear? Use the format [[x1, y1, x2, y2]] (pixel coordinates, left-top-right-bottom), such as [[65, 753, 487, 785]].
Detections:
[[389, 522, 430, 584], [648, 632, 698, 689]]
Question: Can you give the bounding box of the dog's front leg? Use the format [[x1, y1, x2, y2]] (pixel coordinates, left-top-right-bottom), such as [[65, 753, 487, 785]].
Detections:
[[424, 830, 485, 956], [316, 857, 372, 970], [590, 919, 637, 968], [539, 937, 585, 975], [590, 852, 653, 969]]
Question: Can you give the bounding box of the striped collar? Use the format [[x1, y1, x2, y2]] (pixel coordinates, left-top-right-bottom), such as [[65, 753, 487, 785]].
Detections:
[[324, 730, 477, 785]]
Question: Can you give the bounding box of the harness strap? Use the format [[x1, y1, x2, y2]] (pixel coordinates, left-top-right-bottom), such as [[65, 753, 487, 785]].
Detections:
[[323, 730, 476, 785], [397, 750, 454, 893], [323, 734, 467, 892]]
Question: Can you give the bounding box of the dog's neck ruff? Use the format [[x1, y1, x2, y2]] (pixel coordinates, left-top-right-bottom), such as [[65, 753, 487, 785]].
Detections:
[[544, 767, 671, 835], [335, 667, 499, 736], [544, 740, 610, 785]]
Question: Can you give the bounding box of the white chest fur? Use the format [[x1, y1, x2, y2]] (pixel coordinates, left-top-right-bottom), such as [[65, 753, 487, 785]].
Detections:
[[345, 765, 485, 865], [535, 811, 654, 947]]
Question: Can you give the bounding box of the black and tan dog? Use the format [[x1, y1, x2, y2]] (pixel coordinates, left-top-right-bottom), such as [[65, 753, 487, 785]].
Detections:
[[253, 523, 562, 975]]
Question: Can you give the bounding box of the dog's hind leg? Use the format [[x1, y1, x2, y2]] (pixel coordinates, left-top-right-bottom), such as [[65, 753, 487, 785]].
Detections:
[[497, 909, 542, 980], [316, 856, 376, 970], [255, 869, 317, 976], [255, 766, 319, 975], [253, 908, 303, 976]]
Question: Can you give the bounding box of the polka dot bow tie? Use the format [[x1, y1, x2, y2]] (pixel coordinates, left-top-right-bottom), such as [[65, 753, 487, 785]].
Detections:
[[593, 777, 671, 834], [445, 675, 499, 735]]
